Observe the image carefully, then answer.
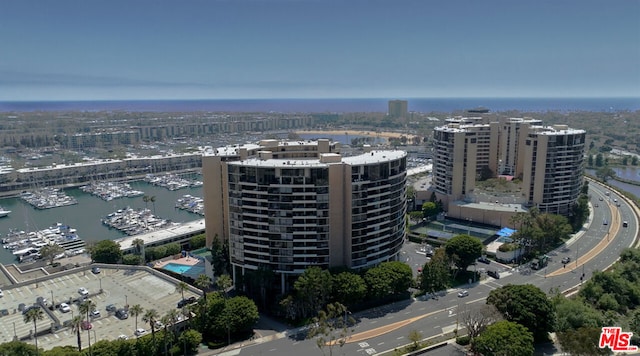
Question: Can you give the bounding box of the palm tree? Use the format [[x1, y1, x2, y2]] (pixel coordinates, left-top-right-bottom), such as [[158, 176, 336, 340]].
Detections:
[[130, 304, 143, 330], [166, 309, 180, 338], [131, 238, 145, 263], [176, 281, 189, 301], [23, 307, 44, 353], [194, 274, 211, 295], [70, 315, 84, 351], [143, 195, 150, 209], [79, 300, 96, 352], [150, 195, 156, 214], [142, 308, 160, 344], [216, 274, 233, 299], [160, 313, 173, 355], [194, 274, 211, 327]]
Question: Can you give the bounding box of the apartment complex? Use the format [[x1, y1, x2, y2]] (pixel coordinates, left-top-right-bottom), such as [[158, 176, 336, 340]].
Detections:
[[432, 117, 585, 218], [202, 140, 407, 293]]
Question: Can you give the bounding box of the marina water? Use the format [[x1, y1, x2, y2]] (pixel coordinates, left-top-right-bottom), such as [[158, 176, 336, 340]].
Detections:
[[0, 180, 203, 265]]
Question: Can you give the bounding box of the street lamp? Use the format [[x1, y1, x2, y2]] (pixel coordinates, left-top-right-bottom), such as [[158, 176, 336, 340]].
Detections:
[[125, 295, 128, 308]]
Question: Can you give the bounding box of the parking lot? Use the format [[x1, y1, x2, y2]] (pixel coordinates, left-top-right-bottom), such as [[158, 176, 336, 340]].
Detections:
[[0, 265, 201, 350]]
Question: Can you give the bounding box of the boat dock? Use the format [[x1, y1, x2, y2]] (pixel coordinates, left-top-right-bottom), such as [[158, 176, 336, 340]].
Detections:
[[20, 187, 78, 209], [175, 195, 204, 216], [102, 207, 175, 236], [80, 181, 145, 201]]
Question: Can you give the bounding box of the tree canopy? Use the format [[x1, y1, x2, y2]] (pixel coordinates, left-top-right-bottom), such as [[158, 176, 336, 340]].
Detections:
[[472, 320, 534, 356], [486, 284, 555, 342], [444, 234, 483, 272], [90, 240, 123, 263]]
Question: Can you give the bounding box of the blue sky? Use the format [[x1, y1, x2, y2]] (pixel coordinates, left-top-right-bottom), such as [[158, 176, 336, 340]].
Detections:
[[1, 0, 639, 100]]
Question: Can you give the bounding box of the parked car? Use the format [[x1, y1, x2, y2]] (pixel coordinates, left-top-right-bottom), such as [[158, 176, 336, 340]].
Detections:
[[91, 267, 101, 274], [487, 270, 500, 279], [561, 257, 571, 264], [78, 287, 89, 296], [115, 309, 129, 320], [134, 328, 147, 336], [118, 334, 129, 340], [0, 289, 3, 297], [457, 290, 469, 298], [81, 321, 92, 330], [177, 296, 197, 308], [90, 310, 101, 318], [59, 303, 71, 313], [477, 256, 490, 264], [106, 304, 117, 312]]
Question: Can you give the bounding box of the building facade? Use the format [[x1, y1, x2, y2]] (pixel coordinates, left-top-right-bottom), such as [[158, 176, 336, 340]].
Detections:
[[388, 100, 408, 118], [432, 117, 585, 219], [202, 140, 407, 293]]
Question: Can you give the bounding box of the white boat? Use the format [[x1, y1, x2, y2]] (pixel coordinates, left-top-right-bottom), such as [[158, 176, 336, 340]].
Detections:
[[0, 207, 11, 218]]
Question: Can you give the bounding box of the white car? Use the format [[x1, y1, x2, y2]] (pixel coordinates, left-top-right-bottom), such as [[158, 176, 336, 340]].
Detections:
[[59, 303, 71, 313], [0, 289, 3, 297], [118, 334, 129, 340], [90, 310, 101, 318], [134, 328, 147, 336], [458, 290, 469, 298], [78, 287, 89, 296]]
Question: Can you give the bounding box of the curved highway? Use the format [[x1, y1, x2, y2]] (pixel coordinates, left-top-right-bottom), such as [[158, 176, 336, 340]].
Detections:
[[210, 182, 639, 356]]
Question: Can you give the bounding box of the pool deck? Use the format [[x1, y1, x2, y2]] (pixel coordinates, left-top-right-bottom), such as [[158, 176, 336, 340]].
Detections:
[[154, 256, 201, 269]]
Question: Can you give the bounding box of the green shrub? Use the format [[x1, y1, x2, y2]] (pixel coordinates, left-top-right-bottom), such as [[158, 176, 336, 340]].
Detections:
[[456, 335, 470, 345]]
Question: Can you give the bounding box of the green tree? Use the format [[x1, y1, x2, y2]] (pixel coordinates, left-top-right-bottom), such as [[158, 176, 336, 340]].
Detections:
[[178, 329, 202, 355], [90, 240, 123, 264], [39, 244, 64, 265], [211, 235, 230, 275], [407, 329, 423, 351], [216, 274, 233, 298], [195, 274, 211, 294], [487, 284, 555, 342], [131, 238, 144, 255], [444, 234, 483, 273], [130, 304, 143, 330], [189, 234, 206, 249], [142, 308, 160, 345], [588, 154, 594, 166], [364, 261, 413, 299], [595, 153, 604, 167], [164, 242, 181, 256], [122, 254, 141, 265], [420, 248, 451, 296], [421, 202, 439, 220], [306, 302, 355, 356], [44, 345, 83, 356], [23, 307, 44, 353], [331, 271, 367, 306], [629, 308, 640, 336], [595, 167, 616, 182], [70, 315, 84, 351], [294, 266, 333, 319], [79, 300, 96, 353], [554, 297, 603, 332], [556, 326, 611, 356], [533, 213, 573, 252], [0, 341, 38, 356], [472, 320, 534, 356], [224, 296, 260, 335], [176, 281, 189, 301]]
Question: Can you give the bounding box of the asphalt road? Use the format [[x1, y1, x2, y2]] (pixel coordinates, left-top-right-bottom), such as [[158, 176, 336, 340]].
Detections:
[[208, 182, 639, 356]]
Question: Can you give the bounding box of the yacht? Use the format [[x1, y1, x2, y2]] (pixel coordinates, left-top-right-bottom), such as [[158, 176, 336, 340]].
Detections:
[[0, 207, 11, 218]]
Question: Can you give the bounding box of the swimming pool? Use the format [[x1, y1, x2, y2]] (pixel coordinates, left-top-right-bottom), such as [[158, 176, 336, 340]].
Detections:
[[162, 263, 193, 274]]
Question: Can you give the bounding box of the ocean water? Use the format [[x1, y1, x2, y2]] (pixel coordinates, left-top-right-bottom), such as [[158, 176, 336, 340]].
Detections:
[[1, 97, 639, 113]]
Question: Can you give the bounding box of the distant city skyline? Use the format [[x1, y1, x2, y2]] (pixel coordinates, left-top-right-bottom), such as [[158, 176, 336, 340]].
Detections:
[[1, 0, 639, 101]]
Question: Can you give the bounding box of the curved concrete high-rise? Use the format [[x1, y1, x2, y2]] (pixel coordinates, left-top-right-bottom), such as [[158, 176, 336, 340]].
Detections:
[[202, 140, 407, 293]]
